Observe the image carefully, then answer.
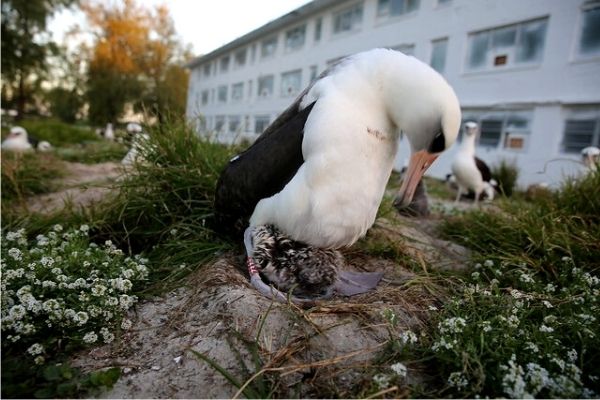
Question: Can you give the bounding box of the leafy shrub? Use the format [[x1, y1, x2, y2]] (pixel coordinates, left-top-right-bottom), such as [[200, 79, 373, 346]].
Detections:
[[491, 159, 519, 197]]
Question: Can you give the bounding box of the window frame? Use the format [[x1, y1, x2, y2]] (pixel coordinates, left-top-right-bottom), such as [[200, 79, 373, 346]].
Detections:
[[233, 48, 247, 68], [280, 69, 303, 97], [260, 36, 278, 59], [377, 0, 420, 18], [257, 74, 275, 98], [332, 3, 363, 35], [219, 56, 230, 73], [561, 107, 600, 154], [285, 24, 307, 52], [430, 37, 448, 74], [573, 3, 600, 60], [465, 17, 548, 73], [217, 85, 228, 103], [461, 109, 534, 152], [231, 82, 244, 102]]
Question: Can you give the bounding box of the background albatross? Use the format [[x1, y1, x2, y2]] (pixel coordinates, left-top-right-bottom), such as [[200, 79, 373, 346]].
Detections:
[[215, 48, 461, 301]]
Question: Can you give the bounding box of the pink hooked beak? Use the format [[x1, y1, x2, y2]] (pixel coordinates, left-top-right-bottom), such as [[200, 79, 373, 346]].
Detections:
[[394, 150, 439, 208]]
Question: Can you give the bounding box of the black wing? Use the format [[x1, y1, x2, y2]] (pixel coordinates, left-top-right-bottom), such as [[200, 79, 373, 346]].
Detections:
[[213, 102, 315, 237], [474, 157, 492, 182], [27, 133, 39, 148], [213, 63, 346, 237]]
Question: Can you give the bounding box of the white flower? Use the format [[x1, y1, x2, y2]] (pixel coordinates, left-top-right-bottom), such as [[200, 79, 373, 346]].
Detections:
[[471, 271, 480, 280], [91, 284, 107, 297], [8, 248, 22, 261], [525, 342, 539, 353], [539, 324, 554, 333], [79, 224, 90, 233], [545, 283, 556, 293], [501, 355, 529, 398], [447, 371, 468, 388], [110, 277, 132, 292], [390, 362, 407, 377], [542, 300, 553, 308], [169, 229, 177, 236], [399, 330, 418, 345], [438, 317, 466, 334], [519, 273, 534, 283], [121, 319, 133, 330], [480, 321, 492, 332], [40, 256, 55, 268], [34, 356, 45, 365], [52, 224, 63, 232], [525, 362, 550, 395], [373, 373, 391, 389], [507, 315, 520, 328], [83, 332, 98, 343], [75, 311, 89, 325], [567, 349, 577, 362], [9, 305, 26, 320], [27, 343, 44, 356], [41, 280, 57, 289], [100, 327, 115, 344], [5, 230, 24, 241]]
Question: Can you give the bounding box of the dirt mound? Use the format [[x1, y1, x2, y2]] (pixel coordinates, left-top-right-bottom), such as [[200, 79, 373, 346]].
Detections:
[[71, 217, 468, 398]]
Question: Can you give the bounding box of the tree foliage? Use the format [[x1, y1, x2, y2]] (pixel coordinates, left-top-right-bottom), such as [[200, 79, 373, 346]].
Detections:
[[1, 0, 75, 118], [83, 0, 190, 125]]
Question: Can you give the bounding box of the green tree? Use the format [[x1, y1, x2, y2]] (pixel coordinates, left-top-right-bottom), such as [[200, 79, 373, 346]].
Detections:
[[1, 0, 76, 118]]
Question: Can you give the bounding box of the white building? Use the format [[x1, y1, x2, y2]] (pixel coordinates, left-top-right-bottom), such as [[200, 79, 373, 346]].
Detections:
[[186, 0, 600, 187]]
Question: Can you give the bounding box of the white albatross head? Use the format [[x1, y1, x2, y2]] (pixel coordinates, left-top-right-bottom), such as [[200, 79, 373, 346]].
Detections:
[[382, 51, 462, 208]]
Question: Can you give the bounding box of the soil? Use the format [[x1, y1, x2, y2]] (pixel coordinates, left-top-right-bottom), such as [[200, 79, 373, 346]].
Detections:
[[26, 162, 122, 213], [25, 161, 484, 398]]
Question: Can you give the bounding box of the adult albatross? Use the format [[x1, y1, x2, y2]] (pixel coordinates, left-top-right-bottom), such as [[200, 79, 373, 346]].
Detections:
[[451, 122, 496, 203], [215, 48, 461, 300]]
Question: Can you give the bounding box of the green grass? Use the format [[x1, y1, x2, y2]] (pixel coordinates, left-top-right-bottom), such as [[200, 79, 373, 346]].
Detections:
[[54, 141, 128, 164], [1, 152, 66, 205]]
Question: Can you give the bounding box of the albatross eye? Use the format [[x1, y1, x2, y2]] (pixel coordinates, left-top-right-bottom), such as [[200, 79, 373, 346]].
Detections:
[[428, 131, 445, 154]]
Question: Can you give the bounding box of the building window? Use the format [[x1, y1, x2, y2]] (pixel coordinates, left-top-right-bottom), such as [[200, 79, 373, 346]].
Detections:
[[430, 38, 448, 73], [333, 4, 363, 34], [285, 25, 306, 52], [250, 44, 256, 63], [377, 0, 419, 17], [281, 70, 302, 97], [231, 82, 244, 102], [261, 37, 277, 58], [203, 63, 211, 77], [201, 90, 209, 105], [314, 18, 322, 41], [257, 75, 274, 98], [228, 116, 241, 133], [254, 115, 271, 134], [215, 115, 225, 132], [577, 5, 600, 57], [390, 44, 415, 56], [217, 85, 227, 103], [466, 18, 548, 71], [234, 49, 247, 68], [561, 108, 600, 153], [462, 110, 533, 150], [220, 56, 230, 73]]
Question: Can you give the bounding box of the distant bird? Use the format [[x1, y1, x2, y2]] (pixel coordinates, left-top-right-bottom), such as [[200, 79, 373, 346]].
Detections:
[[451, 122, 496, 203], [215, 48, 461, 300], [37, 141, 52, 152], [104, 123, 115, 141], [2, 126, 33, 152], [121, 123, 149, 166], [581, 146, 600, 171]]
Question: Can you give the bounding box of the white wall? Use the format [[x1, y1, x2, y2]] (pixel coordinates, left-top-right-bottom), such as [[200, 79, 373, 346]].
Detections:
[[187, 0, 600, 187]]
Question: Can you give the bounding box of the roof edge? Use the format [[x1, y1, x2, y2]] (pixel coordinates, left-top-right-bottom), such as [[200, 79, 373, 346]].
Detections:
[[186, 0, 344, 69]]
